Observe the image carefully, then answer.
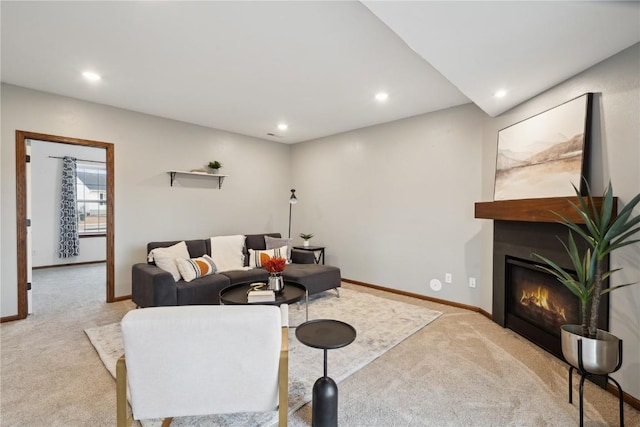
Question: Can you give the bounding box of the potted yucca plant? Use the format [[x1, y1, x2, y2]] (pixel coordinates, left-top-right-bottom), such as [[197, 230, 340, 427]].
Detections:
[[534, 181, 640, 374]]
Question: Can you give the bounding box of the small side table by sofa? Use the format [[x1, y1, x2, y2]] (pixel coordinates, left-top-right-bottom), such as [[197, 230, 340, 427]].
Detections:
[[293, 245, 325, 264], [295, 319, 356, 427]]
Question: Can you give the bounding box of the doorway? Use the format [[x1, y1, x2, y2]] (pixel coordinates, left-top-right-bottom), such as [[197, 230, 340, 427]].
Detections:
[[14, 131, 115, 321]]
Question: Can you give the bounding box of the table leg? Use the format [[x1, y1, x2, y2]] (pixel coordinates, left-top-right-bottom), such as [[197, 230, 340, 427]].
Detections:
[[312, 377, 338, 427], [313, 349, 338, 427]]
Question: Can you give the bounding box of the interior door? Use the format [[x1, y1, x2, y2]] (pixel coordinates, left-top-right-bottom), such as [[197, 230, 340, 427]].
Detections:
[[26, 140, 33, 314]]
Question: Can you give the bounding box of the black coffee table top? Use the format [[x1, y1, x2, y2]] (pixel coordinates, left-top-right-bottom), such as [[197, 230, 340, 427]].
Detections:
[[219, 282, 306, 306], [295, 319, 356, 350]]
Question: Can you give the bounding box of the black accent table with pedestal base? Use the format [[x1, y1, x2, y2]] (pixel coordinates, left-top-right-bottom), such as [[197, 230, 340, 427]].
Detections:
[[296, 319, 356, 427]]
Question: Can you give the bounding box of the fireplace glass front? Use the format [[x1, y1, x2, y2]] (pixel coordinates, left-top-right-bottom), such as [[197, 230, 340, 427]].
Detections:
[[504, 257, 585, 358], [507, 257, 580, 338]]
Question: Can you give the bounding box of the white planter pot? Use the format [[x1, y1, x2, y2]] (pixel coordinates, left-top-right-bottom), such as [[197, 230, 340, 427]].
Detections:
[[303, 240, 310, 247], [560, 324, 621, 375]]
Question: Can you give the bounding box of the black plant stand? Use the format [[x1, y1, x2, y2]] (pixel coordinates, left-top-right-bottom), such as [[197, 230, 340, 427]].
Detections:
[[568, 339, 624, 427]]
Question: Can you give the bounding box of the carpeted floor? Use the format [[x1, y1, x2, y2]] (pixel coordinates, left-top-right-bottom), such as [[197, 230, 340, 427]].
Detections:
[[1, 264, 638, 426], [86, 288, 442, 426]]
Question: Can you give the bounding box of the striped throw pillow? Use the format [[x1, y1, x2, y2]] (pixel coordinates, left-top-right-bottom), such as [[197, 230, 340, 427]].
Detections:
[[175, 255, 217, 282], [248, 245, 288, 268]]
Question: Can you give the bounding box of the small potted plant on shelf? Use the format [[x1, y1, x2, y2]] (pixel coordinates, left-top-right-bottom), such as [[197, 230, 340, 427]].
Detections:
[[299, 233, 314, 247], [533, 181, 640, 375], [207, 161, 222, 174]]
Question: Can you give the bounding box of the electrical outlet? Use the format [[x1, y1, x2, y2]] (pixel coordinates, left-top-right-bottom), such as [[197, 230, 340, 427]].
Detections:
[[469, 277, 477, 288], [445, 273, 452, 283]]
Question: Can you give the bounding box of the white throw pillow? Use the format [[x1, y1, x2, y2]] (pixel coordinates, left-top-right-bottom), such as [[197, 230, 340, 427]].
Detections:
[[248, 245, 288, 268], [148, 241, 190, 281], [210, 235, 246, 272], [175, 255, 217, 283]]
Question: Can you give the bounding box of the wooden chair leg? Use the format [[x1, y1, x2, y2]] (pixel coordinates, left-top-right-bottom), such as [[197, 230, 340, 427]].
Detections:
[[161, 418, 173, 427], [116, 356, 131, 427], [279, 327, 289, 426]]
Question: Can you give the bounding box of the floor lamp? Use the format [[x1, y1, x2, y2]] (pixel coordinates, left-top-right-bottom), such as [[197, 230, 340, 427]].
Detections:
[[288, 189, 298, 238]]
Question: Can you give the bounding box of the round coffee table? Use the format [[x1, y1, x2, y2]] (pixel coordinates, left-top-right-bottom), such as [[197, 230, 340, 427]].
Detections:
[[219, 282, 308, 321], [296, 319, 356, 427]]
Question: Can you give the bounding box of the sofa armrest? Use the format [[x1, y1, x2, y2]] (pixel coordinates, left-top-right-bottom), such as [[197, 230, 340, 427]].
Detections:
[[132, 263, 178, 307], [291, 249, 314, 264]]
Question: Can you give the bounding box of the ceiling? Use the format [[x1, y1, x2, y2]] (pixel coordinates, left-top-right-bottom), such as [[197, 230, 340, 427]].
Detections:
[[2, 1, 639, 144]]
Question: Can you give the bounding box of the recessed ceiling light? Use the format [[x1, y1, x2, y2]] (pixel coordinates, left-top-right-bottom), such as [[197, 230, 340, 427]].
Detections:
[[494, 89, 507, 98], [375, 92, 389, 102], [277, 123, 288, 131], [82, 71, 101, 81]]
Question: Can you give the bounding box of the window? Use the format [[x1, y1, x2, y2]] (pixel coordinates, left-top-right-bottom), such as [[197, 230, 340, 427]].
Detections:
[[76, 162, 107, 235]]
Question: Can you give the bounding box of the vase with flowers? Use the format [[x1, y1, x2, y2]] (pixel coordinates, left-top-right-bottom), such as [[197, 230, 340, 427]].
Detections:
[[263, 256, 287, 293]]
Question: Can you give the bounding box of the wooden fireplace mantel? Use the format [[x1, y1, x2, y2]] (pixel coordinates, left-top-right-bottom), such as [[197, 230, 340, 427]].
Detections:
[[474, 197, 616, 224]]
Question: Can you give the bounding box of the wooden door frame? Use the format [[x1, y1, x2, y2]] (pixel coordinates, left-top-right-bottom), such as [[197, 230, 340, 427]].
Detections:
[[11, 130, 115, 321]]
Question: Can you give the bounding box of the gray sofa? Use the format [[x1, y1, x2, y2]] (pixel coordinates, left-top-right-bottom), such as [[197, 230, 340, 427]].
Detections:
[[132, 233, 341, 307]]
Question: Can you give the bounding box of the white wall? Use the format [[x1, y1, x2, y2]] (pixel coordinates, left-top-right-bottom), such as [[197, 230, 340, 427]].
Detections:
[[291, 103, 485, 305], [479, 44, 640, 398], [30, 140, 106, 266], [1, 84, 292, 316]]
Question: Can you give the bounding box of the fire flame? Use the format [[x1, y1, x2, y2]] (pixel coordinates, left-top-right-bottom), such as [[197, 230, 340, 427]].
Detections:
[[520, 286, 567, 321]]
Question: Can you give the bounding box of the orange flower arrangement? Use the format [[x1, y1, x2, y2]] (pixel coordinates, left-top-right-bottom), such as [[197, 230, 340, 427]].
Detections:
[[262, 256, 287, 273]]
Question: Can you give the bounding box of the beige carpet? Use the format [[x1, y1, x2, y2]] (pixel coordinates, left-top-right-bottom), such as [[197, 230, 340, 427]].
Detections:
[[2, 264, 638, 426], [86, 288, 442, 426]]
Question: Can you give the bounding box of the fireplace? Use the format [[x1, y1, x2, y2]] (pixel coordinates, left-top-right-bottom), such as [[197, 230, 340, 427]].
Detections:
[[475, 197, 614, 388], [491, 220, 609, 361], [505, 257, 581, 356]]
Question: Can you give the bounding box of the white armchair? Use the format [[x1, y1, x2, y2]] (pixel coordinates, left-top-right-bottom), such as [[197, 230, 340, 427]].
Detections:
[[116, 304, 289, 426]]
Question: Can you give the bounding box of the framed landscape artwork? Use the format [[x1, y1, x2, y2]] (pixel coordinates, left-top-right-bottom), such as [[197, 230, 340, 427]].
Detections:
[[493, 93, 593, 200]]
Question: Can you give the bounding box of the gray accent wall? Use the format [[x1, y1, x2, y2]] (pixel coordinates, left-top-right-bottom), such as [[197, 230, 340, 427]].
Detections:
[[290, 103, 485, 305]]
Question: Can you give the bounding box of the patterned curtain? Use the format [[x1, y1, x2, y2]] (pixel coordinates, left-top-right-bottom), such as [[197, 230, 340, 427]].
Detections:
[[58, 156, 80, 258]]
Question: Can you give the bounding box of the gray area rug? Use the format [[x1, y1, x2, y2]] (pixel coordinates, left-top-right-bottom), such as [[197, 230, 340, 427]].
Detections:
[[85, 288, 442, 426]]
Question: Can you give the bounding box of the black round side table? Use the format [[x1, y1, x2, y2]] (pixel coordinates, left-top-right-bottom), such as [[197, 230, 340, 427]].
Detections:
[[295, 319, 356, 427]]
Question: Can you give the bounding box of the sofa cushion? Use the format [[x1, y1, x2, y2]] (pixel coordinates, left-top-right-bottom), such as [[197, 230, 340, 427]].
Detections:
[[282, 264, 341, 295], [176, 255, 217, 282], [264, 236, 293, 261], [147, 240, 209, 260], [245, 233, 281, 251], [219, 268, 270, 286], [248, 246, 288, 268], [210, 235, 246, 272], [176, 274, 230, 305], [147, 241, 190, 281], [243, 233, 281, 267]]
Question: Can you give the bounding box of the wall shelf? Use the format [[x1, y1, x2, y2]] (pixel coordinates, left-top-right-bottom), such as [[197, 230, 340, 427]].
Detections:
[[167, 170, 228, 189], [474, 197, 615, 224]]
